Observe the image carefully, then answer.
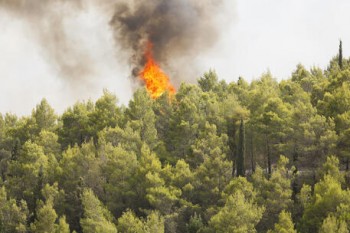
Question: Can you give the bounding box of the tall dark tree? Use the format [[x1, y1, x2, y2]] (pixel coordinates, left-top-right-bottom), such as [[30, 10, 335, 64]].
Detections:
[[227, 119, 237, 176], [339, 40, 343, 69], [236, 118, 245, 177]]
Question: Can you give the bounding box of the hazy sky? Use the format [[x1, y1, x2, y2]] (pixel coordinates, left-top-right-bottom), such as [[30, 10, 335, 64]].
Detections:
[[1, 0, 350, 115]]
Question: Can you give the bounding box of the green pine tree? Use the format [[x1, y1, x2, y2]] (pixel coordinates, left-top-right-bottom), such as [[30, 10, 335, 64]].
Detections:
[[267, 211, 297, 233], [339, 40, 343, 69], [80, 189, 118, 233], [237, 118, 246, 177]]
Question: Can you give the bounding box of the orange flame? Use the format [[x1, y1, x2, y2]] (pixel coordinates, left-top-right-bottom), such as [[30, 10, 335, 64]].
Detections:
[[139, 42, 176, 99]]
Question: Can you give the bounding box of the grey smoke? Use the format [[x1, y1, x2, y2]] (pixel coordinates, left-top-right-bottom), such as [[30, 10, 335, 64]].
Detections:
[[0, 0, 95, 86]]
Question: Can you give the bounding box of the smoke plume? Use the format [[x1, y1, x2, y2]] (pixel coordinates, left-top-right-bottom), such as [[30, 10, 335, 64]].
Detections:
[[0, 0, 228, 87], [0, 0, 97, 86], [111, 0, 225, 83]]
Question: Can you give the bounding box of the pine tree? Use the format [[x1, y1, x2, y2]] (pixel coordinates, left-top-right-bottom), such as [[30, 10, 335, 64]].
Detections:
[[319, 215, 348, 233], [267, 211, 297, 233], [117, 210, 164, 233], [80, 189, 117, 233], [30, 201, 58, 233], [237, 118, 246, 177], [339, 40, 343, 69], [209, 191, 264, 233], [55, 216, 70, 233], [0, 186, 29, 233]]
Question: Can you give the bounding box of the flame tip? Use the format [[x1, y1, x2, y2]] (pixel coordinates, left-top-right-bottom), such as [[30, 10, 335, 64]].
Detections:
[[139, 41, 176, 99]]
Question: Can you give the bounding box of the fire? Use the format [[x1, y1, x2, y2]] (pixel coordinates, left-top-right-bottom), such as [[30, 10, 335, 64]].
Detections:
[[139, 42, 176, 99]]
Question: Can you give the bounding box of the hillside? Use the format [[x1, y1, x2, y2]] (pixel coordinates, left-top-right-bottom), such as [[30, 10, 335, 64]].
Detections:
[[1, 49, 350, 232]]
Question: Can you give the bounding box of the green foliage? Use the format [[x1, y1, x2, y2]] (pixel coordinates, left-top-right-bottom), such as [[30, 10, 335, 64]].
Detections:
[[267, 211, 296, 233], [300, 174, 346, 232], [339, 40, 343, 69], [30, 201, 58, 233], [0, 186, 28, 233], [89, 89, 120, 139], [193, 138, 232, 209], [209, 191, 264, 233], [117, 210, 164, 233], [56, 216, 70, 233], [100, 143, 138, 216], [191, 122, 229, 167], [222, 176, 256, 201], [2, 49, 350, 232], [318, 155, 344, 183], [117, 210, 144, 233], [6, 141, 50, 212], [80, 189, 117, 233], [144, 211, 165, 233], [198, 70, 219, 92], [126, 88, 158, 150], [58, 101, 94, 148], [299, 184, 312, 208], [253, 156, 293, 232], [319, 215, 348, 233], [31, 98, 57, 133], [34, 130, 61, 160], [145, 175, 181, 215], [186, 213, 204, 233]]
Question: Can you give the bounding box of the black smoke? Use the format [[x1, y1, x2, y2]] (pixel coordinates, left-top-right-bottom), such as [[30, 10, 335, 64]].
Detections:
[[110, 0, 224, 82]]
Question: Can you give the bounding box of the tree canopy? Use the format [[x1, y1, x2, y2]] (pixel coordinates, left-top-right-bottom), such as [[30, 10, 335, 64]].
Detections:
[[1, 45, 350, 232]]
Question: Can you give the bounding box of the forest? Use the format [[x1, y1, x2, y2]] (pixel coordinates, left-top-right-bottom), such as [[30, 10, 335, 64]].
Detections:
[[1, 44, 350, 233]]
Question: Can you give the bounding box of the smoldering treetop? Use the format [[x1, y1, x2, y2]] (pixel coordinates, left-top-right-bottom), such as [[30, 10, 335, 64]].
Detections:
[[110, 0, 224, 78]]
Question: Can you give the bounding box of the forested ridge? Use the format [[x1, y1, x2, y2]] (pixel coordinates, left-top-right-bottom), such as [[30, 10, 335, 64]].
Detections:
[[1, 45, 350, 233]]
